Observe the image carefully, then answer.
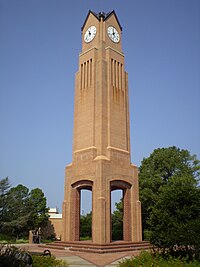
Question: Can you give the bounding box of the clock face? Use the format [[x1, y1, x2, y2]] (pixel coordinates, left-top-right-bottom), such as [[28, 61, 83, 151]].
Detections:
[[84, 26, 97, 43], [107, 26, 120, 43]]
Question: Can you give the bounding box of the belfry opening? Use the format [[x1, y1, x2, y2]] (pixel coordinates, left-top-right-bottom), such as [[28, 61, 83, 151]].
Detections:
[[61, 10, 143, 251]]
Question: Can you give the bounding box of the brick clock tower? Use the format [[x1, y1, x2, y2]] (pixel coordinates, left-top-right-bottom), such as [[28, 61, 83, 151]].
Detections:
[[62, 10, 142, 245]]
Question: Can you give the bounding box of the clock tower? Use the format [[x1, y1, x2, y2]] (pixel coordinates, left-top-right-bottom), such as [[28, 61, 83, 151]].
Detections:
[[62, 10, 142, 245]]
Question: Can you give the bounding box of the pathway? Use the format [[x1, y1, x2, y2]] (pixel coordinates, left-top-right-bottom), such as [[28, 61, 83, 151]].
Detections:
[[17, 244, 138, 267]]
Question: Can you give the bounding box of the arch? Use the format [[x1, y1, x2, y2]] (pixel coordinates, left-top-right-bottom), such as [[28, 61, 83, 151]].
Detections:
[[72, 180, 93, 190], [110, 180, 132, 190], [70, 180, 93, 241], [110, 180, 132, 241]]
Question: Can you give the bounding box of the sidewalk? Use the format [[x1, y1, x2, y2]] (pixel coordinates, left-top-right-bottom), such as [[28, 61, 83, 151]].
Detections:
[[57, 251, 133, 267], [57, 255, 132, 267], [17, 244, 137, 267]]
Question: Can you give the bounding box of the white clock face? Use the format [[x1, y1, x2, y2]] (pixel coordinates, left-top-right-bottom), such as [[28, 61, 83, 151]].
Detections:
[[107, 26, 120, 43], [84, 26, 97, 43]]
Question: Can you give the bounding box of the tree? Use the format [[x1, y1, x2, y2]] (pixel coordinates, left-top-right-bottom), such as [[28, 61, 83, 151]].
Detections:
[[139, 146, 200, 259], [139, 146, 200, 233], [149, 175, 200, 259], [28, 188, 49, 229], [0, 177, 10, 196], [0, 177, 11, 224], [112, 199, 123, 240], [80, 212, 92, 239], [0, 179, 49, 239], [0, 184, 31, 238]]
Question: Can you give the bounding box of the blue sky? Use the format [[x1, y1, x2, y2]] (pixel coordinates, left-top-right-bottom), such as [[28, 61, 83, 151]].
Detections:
[[0, 0, 199, 213]]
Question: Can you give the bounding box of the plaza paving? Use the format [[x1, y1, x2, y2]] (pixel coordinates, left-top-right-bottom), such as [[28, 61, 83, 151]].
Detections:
[[18, 244, 137, 267]]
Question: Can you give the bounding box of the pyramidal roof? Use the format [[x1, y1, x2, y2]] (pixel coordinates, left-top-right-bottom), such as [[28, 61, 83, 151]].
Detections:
[[81, 10, 122, 31]]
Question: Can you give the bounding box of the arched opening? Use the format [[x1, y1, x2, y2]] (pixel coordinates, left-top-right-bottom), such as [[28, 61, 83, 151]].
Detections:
[[110, 180, 132, 242], [71, 180, 93, 241], [80, 189, 92, 240], [111, 189, 123, 241]]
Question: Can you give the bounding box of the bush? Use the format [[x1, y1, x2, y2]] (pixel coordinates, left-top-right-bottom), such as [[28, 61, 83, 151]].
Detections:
[[15, 239, 29, 244], [32, 255, 68, 267], [0, 245, 32, 267], [0, 234, 29, 244], [0, 233, 15, 244], [118, 251, 200, 267], [0, 245, 68, 267]]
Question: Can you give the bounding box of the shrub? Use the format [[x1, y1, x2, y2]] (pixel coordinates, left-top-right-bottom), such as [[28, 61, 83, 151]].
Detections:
[[16, 239, 29, 244], [118, 251, 200, 267], [0, 245, 68, 267], [0, 233, 29, 244], [32, 255, 68, 267], [0, 245, 32, 267], [0, 233, 15, 243]]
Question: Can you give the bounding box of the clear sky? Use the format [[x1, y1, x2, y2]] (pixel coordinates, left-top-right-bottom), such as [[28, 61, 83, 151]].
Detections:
[[0, 0, 200, 213]]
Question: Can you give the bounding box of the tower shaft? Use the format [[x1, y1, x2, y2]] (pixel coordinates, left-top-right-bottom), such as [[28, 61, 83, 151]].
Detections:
[[62, 10, 142, 244]]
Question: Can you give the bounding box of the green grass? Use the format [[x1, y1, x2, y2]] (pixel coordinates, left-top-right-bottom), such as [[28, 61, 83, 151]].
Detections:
[[0, 234, 29, 244], [42, 239, 55, 243], [0, 234, 15, 243], [80, 236, 91, 241], [15, 239, 29, 244]]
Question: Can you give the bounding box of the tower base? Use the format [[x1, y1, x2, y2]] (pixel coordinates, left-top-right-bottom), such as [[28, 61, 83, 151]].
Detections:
[[40, 240, 151, 254]]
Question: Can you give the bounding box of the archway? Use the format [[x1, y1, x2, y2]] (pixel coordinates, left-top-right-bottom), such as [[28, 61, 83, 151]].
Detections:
[[71, 180, 93, 241], [110, 180, 132, 242], [111, 189, 123, 240], [80, 189, 92, 240]]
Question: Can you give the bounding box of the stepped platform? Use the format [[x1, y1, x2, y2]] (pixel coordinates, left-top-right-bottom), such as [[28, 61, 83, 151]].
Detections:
[[39, 240, 151, 254]]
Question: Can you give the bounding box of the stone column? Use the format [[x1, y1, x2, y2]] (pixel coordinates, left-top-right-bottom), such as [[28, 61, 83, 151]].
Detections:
[[70, 188, 80, 241]]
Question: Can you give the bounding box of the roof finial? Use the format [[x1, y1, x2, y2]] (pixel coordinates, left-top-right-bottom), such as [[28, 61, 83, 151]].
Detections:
[[98, 11, 106, 19]]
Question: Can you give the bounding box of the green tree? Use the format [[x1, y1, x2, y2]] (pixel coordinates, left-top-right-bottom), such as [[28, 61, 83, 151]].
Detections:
[[149, 175, 200, 259], [0, 179, 49, 239], [28, 188, 49, 229], [139, 146, 200, 233], [0, 184, 31, 238], [112, 199, 123, 240], [139, 146, 200, 259], [0, 177, 10, 196], [80, 212, 92, 238], [0, 177, 11, 223]]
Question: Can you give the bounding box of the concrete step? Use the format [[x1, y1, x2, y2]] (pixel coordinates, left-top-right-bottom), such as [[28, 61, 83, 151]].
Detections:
[[39, 241, 151, 254]]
